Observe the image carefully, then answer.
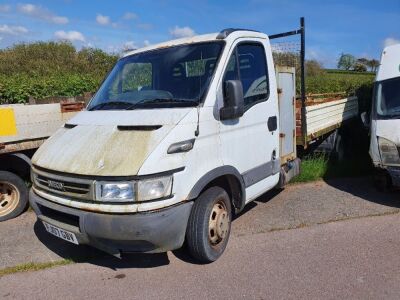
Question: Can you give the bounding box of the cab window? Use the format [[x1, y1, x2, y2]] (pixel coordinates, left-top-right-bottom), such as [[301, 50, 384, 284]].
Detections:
[[223, 43, 269, 110]]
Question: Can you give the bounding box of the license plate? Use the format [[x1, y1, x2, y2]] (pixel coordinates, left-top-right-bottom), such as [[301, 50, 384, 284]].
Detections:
[[42, 222, 79, 245]]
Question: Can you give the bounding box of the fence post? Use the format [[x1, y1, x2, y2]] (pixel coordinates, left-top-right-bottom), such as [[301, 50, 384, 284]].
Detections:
[[300, 17, 308, 147]]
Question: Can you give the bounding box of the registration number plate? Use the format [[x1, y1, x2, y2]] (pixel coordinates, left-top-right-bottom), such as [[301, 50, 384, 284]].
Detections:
[[43, 222, 79, 245]]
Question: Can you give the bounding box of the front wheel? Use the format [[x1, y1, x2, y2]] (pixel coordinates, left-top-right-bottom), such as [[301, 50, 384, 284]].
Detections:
[[0, 171, 29, 222], [186, 186, 232, 263]]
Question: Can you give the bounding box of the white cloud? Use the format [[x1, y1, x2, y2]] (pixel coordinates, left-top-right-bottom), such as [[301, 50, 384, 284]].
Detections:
[[17, 3, 69, 24], [122, 41, 137, 51], [143, 40, 150, 47], [169, 26, 195, 38], [54, 30, 85, 42], [0, 5, 11, 13], [96, 14, 110, 25], [123, 12, 137, 20], [107, 41, 140, 53], [0, 24, 28, 35], [384, 37, 400, 47]]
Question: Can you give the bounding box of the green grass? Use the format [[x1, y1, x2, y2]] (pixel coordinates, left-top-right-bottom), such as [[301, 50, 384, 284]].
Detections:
[[291, 153, 375, 184], [0, 260, 73, 277], [291, 155, 329, 183]]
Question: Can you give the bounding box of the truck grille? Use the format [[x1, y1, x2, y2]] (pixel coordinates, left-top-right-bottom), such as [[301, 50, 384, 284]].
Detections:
[[36, 175, 90, 195], [32, 167, 95, 201]]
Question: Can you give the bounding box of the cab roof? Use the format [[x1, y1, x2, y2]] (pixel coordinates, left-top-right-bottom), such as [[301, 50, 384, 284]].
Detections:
[[376, 43, 400, 82], [123, 29, 268, 58]]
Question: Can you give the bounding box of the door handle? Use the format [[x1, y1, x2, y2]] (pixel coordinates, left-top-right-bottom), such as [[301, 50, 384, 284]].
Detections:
[[268, 116, 277, 132]]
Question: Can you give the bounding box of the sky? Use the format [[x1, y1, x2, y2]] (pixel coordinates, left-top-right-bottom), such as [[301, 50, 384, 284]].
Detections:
[[0, 0, 399, 68]]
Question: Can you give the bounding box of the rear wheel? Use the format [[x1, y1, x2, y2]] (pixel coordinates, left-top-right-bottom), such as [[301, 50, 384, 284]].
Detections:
[[186, 186, 232, 263], [0, 171, 28, 222], [332, 131, 345, 162]]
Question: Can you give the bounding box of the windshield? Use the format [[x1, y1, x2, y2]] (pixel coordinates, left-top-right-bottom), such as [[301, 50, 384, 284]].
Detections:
[[375, 76, 400, 119], [88, 41, 224, 111]]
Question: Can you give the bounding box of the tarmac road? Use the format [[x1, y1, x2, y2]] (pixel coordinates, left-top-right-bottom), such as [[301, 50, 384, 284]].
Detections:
[[1, 212, 400, 299], [0, 177, 400, 299]]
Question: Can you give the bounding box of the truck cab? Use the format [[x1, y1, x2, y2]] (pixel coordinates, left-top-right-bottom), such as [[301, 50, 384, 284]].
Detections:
[[364, 44, 400, 190], [29, 29, 300, 262]]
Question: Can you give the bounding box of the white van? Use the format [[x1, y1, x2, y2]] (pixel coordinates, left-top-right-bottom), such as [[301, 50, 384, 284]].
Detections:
[[29, 29, 301, 262], [363, 44, 400, 190]]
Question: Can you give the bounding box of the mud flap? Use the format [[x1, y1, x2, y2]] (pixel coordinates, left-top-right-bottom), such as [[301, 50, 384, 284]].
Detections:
[[277, 158, 301, 188]]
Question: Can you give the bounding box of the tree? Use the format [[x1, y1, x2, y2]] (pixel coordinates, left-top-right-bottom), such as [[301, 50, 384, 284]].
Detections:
[[367, 59, 380, 73], [305, 59, 325, 76], [353, 62, 367, 72], [337, 53, 356, 70], [357, 58, 369, 65]]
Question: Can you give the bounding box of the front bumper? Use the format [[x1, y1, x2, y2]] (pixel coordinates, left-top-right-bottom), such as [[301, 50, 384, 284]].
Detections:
[[29, 189, 193, 256], [388, 167, 400, 187]]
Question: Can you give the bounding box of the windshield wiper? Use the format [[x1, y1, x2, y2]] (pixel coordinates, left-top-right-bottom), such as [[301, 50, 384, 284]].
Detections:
[[88, 101, 132, 111], [125, 98, 199, 110]]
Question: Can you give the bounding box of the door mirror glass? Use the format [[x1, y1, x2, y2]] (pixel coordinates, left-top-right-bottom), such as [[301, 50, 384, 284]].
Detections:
[[220, 80, 244, 120]]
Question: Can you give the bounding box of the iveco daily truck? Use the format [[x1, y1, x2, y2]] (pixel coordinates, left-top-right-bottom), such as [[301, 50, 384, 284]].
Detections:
[[362, 43, 400, 190], [29, 28, 301, 262]]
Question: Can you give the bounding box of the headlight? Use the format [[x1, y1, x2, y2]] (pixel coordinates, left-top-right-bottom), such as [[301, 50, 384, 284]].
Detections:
[[378, 137, 400, 165], [137, 176, 173, 201], [95, 175, 173, 203], [95, 182, 135, 202]]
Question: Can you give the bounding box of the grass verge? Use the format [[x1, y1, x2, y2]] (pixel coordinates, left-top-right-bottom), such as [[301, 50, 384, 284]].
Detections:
[[291, 155, 329, 183], [291, 152, 374, 184], [0, 259, 73, 277]]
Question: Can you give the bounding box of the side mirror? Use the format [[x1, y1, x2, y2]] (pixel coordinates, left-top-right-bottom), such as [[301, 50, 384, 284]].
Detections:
[[220, 80, 244, 120], [361, 112, 370, 128]]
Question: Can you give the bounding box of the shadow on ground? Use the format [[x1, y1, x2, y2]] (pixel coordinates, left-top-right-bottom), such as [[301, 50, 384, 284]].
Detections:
[[32, 188, 284, 268], [325, 177, 400, 208], [234, 188, 283, 219], [33, 221, 171, 269], [320, 120, 399, 208]]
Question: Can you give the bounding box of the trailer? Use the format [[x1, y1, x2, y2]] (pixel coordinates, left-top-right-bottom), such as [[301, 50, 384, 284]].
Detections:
[[0, 100, 83, 221]]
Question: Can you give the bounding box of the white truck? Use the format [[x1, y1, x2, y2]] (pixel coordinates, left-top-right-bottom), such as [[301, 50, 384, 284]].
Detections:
[[362, 43, 400, 190], [0, 100, 83, 221], [28, 24, 357, 262]]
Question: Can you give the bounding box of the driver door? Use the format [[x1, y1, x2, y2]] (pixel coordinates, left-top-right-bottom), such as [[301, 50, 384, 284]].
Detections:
[[218, 40, 279, 202]]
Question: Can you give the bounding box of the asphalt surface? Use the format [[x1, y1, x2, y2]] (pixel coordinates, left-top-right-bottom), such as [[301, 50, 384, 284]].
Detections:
[[1, 177, 399, 270], [1, 213, 400, 299], [0, 177, 399, 299]]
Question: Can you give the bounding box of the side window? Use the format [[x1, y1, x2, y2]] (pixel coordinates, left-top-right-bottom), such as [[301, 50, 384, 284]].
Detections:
[[223, 43, 269, 110]]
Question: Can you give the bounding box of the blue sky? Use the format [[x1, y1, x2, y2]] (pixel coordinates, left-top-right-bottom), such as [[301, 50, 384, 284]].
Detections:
[[0, 0, 399, 67]]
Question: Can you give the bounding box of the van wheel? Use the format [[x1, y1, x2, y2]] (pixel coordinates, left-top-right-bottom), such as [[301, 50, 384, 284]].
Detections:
[[0, 171, 28, 222], [186, 186, 232, 263], [332, 131, 345, 162]]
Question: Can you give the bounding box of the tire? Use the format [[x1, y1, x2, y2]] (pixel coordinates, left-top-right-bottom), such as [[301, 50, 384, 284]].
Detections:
[[0, 171, 29, 222], [332, 131, 345, 162], [186, 186, 232, 263]]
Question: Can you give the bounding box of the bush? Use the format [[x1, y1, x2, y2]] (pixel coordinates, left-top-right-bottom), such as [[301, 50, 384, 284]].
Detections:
[[0, 42, 117, 104], [305, 60, 325, 77], [0, 42, 375, 104], [298, 71, 374, 96]]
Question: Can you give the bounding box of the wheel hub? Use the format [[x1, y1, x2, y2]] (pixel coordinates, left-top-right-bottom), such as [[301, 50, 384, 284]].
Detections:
[[208, 200, 230, 245], [0, 181, 20, 217]]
